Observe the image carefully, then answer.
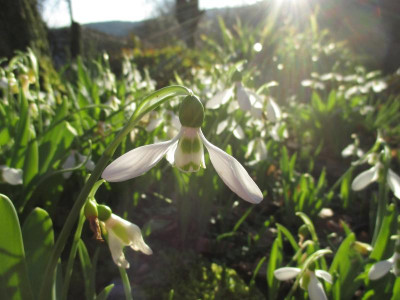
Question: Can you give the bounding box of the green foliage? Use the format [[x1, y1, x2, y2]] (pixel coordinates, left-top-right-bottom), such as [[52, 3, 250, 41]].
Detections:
[[0, 5, 400, 298], [0, 194, 33, 300]]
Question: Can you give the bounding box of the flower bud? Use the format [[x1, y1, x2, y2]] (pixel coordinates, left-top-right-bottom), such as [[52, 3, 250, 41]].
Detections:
[[352, 241, 372, 256], [84, 199, 98, 219], [179, 95, 204, 128], [97, 204, 112, 221]]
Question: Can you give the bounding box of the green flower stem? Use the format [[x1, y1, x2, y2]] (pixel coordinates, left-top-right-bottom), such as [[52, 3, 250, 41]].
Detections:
[[372, 166, 389, 246], [119, 267, 133, 300], [38, 85, 191, 299], [61, 207, 86, 300]]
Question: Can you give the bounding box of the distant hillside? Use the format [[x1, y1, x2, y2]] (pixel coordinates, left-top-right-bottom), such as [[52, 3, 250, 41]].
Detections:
[[84, 21, 142, 37]]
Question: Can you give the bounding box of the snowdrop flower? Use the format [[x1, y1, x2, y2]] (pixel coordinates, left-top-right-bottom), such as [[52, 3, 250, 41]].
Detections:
[[62, 151, 95, 179], [266, 98, 281, 122], [0, 76, 8, 89], [104, 214, 152, 268], [245, 138, 267, 165], [369, 234, 400, 280], [96, 204, 152, 269], [215, 119, 245, 140], [274, 267, 332, 300], [102, 95, 263, 204], [368, 253, 400, 280], [351, 163, 400, 199], [105, 95, 121, 111], [0, 165, 23, 185]]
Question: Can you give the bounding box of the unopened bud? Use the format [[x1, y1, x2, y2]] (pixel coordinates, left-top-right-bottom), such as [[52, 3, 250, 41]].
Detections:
[[84, 199, 98, 219], [352, 241, 372, 256], [97, 204, 112, 221]]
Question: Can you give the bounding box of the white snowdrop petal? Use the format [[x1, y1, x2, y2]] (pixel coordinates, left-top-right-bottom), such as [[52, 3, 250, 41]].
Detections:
[[102, 134, 181, 182], [127, 223, 153, 255], [273, 267, 301, 281], [315, 270, 332, 284], [245, 140, 256, 159], [236, 84, 252, 111], [166, 142, 178, 165], [206, 87, 234, 109], [233, 124, 245, 140], [341, 144, 356, 158], [267, 98, 281, 122], [216, 120, 229, 135], [107, 229, 130, 269], [1, 166, 23, 185], [308, 273, 328, 300], [200, 131, 263, 203], [145, 118, 163, 132], [369, 260, 393, 280], [387, 169, 400, 199], [255, 139, 267, 161], [200, 130, 263, 204], [351, 165, 379, 191]]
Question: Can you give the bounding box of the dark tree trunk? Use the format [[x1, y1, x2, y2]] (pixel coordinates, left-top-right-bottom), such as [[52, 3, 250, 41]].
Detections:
[[175, 0, 203, 48], [0, 0, 49, 59], [70, 21, 82, 59]]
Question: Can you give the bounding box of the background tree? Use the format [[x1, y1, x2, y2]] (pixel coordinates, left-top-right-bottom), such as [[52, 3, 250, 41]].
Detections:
[[175, 0, 203, 47], [0, 0, 49, 58]]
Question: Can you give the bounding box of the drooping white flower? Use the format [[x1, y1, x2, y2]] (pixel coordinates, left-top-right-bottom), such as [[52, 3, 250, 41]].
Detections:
[[341, 144, 364, 158], [351, 164, 400, 199], [62, 151, 95, 179], [274, 267, 332, 300], [206, 87, 234, 109], [102, 95, 263, 204], [369, 249, 400, 280], [104, 214, 152, 269], [266, 98, 282, 122], [0, 165, 23, 185]]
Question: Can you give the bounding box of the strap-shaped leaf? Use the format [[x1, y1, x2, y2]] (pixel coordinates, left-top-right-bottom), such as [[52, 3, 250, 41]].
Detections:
[[0, 194, 33, 300], [22, 207, 54, 299]]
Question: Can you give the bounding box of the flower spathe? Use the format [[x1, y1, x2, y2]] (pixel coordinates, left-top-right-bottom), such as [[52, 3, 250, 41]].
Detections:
[[102, 95, 263, 204], [104, 214, 152, 269], [274, 267, 332, 300]]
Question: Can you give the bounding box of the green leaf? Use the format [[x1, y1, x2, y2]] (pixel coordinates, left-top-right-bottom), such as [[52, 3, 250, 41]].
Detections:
[[0, 194, 33, 300], [11, 93, 30, 168], [296, 212, 318, 243], [329, 233, 363, 300], [391, 277, 400, 300], [370, 204, 396, 260], [276, 223, 299, 252], [23, 129, 39, 187], [96, 284, 114, 300], [311, 92, 325, 113], [22, 207, 55, 299], [267, 231, 283, 300], [326, 90, 337, 112], [78, 239, 95, 300]]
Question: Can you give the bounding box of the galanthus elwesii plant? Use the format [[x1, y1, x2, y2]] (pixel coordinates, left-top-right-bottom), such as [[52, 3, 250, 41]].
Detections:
[[0, 165, 23, 185], [84, 199, 152, 269], [102, 95, 263, 204], [274, 267, 332, 300], [369, 222, 400, 281]]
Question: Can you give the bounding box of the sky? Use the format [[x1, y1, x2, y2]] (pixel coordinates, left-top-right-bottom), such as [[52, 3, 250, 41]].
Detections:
[[42, 0, 261, 28]]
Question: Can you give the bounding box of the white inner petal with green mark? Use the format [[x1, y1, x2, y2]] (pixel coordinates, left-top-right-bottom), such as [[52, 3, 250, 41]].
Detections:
[[174, 127, 205, 172]]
